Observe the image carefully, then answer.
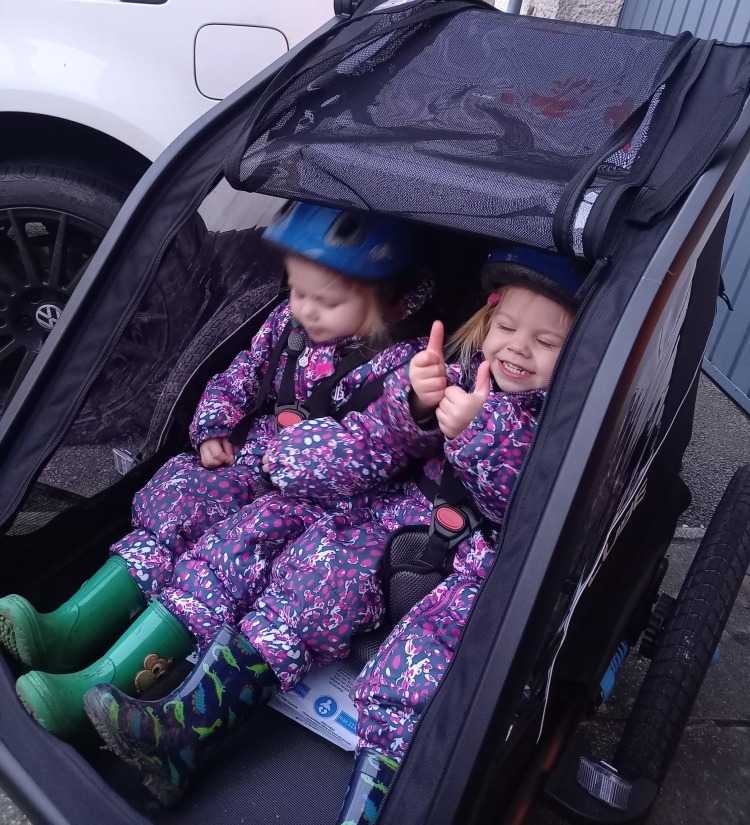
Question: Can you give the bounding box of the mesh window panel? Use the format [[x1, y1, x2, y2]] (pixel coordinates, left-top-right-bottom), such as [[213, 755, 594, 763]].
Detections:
[[5, 187, 285, 536], [229, 2, 679, 250]]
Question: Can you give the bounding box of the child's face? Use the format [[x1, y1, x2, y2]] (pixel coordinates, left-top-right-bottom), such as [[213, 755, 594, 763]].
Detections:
[[482, 285, 573, 392], [286, 255, 373, 343]]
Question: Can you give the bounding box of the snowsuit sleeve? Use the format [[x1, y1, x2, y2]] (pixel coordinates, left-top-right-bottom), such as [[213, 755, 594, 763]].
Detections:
[[189, 302, 291, 449], [264, 354, 444, 500], [443, 389, 544, 524]]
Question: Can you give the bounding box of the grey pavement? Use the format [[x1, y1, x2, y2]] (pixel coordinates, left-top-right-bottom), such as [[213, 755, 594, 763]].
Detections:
[[0, 797, 25, 825], [1, 374, 748, 823], [680, 374, 750, 529]]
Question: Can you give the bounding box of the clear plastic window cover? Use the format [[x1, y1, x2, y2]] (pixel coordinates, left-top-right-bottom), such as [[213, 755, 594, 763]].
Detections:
[[8, 186, 286, 535], [236, 8, 674, 251]]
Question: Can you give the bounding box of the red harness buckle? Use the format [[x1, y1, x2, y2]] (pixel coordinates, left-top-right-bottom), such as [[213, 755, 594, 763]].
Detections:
[[274, 402, 310, 431], [276, 409, 306, 429], [434, 504, 467, 533]]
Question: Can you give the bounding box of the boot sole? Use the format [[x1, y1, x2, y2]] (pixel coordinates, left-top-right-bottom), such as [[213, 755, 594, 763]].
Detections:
[[0, 608, 20, 659], [15, 673, 69, 738], [83, 690, 185, 806], [0, 596, 43, 666]]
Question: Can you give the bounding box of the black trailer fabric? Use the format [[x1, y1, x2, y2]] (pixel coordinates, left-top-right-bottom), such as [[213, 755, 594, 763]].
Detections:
[[380, 78, 750, 825], [225, 0, 718, 257]]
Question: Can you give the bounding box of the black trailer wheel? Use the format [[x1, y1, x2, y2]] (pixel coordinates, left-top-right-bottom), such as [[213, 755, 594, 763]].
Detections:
[[614, 463, 750, 784], [0, 162, 130, 405]]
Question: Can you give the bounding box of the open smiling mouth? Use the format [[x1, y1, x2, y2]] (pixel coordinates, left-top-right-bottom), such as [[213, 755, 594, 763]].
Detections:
[[501, 361, 531, 377]]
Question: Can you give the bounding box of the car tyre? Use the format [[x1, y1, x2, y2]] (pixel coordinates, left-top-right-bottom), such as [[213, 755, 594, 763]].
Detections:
[[614, 463, 750, 783], [0, 161, 131, 403]]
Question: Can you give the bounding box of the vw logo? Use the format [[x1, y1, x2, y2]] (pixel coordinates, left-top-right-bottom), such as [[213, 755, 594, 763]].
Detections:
[[35, 303, 63, 331]]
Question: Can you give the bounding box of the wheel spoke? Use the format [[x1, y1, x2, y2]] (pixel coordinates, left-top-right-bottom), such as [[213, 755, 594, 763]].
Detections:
[[133, 311, 169, 324], [49, 213, 69, 290], [0, 259, 23, 296], [5, 347, 40, 401], [5, 209, 44, 287], [0, 337, 26, 364], [64, 257, 90, 295]]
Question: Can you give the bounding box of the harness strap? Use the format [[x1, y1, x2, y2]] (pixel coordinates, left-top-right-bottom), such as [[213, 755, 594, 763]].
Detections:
[[305, 345, 375, 419], [229, 294, 435, 445], [229, 322, 375, 445], [229, 320, 295, 447], [417, 462, 486, 574], [276, 323, 307, 407]]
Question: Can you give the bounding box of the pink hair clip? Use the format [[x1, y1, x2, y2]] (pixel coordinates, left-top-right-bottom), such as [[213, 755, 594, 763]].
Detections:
[[487, 292, 500, 305]]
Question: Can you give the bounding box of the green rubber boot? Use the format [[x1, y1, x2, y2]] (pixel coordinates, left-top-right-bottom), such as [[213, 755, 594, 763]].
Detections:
[[15, 600, 194, 741], [0, 556, 146, 673]]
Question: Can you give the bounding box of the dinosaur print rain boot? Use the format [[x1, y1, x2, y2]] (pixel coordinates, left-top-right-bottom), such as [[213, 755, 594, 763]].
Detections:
[[337, 749, 399, 825], [0, 556, 146, 672], [83, 623, 278, 805], [15, 600, 194, 741]]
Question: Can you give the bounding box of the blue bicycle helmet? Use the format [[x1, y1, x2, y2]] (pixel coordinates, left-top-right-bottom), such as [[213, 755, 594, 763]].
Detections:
[[262, 201, 412, 281], [481, 245, 586, 310]]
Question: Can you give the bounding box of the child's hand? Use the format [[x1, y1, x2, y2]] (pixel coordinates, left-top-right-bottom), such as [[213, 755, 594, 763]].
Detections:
[[199, 437, 235, 469], [409, 320, 447, 420], [262, 452, 270, 475], [436, 360, 491, 439]]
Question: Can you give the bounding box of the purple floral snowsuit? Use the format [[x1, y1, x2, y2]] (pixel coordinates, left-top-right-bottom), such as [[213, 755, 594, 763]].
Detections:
[[111, 285, 428, 595], [346, 360, 545, 761], [153, 353, 542, 730], [152, 366, 437, 671]]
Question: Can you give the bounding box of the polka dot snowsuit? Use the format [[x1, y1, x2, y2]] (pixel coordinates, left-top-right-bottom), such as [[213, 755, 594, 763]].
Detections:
[[110, 287, 429, 596], [152, 369, 439, 682], [345, 361, 545, 762]]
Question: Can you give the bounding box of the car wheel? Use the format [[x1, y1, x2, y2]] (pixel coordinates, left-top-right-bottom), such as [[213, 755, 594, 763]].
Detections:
[[614, 463, 750, 783], [0, 161, 131, 407]]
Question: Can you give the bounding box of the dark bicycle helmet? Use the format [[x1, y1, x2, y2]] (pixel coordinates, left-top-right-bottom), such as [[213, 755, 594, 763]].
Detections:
[[262, 201, 413, 281], [481, 246, 587, 311]]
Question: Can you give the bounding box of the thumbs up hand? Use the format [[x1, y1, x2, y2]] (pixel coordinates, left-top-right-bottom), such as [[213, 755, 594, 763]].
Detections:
[[409, 321, 448, 420], [435, 360, 491, 439]]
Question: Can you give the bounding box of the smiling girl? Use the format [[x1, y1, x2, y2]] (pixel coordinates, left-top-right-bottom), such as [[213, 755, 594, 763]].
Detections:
[[335, 246, 584, 824]]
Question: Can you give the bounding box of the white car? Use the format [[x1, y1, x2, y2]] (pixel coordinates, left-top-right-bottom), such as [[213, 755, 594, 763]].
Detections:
[[0, 0, 333, 394]]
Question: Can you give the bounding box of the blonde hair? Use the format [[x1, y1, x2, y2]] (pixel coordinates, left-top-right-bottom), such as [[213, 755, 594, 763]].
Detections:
[[446, 283, 574, 372], [355, 281, 388, 345], [445, 287, 508, 369]]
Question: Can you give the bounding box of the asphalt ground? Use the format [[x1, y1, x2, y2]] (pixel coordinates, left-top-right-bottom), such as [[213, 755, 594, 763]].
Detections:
[[2, 374, 749, 823]]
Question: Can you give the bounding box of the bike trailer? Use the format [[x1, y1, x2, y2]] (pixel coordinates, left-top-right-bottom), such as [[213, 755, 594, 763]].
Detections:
[[1, 1, 749, 823]]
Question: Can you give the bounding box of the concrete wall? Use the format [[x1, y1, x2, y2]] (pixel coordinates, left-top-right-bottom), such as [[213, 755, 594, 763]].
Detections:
[[515, 0, 625, 26]]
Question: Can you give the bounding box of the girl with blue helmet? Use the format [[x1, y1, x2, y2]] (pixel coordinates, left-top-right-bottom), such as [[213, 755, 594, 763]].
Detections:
[[0, 201, 432, 739]]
